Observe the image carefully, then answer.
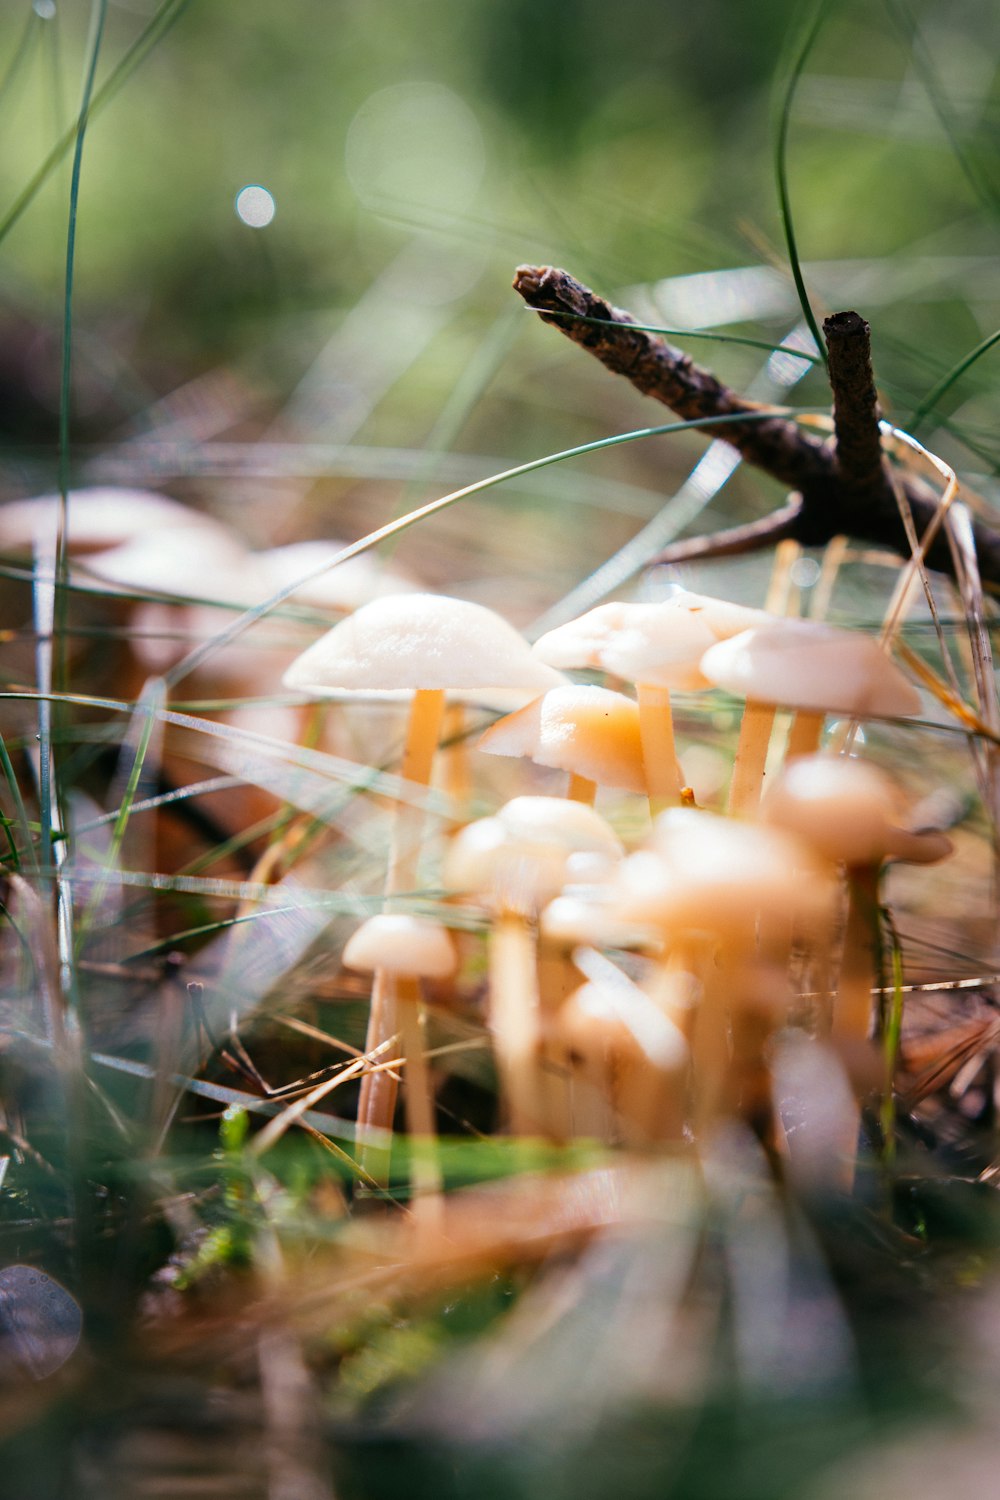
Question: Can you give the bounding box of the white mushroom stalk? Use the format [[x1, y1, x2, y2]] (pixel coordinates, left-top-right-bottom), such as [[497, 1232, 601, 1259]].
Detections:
[[701, 619, 923, 816], [284, 593, 564, 1165]]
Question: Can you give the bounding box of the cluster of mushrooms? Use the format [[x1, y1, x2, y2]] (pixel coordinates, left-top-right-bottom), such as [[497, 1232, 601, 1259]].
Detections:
[[0, 488, 953, 1205], [283, 584, 952, 1205]]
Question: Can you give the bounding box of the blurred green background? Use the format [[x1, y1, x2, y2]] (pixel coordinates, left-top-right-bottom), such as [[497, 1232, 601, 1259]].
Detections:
[[1, 0, 998, 610]]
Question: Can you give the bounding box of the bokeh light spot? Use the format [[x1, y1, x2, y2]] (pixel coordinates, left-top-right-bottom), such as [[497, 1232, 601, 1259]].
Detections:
[[235, 185, 276, 229], [345, 82, 485, 215]]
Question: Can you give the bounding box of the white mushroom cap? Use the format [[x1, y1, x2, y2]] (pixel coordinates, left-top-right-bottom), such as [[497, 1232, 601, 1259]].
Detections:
[[0, 488, 226, 556], [255, 540, 419, 613], [496, 796, 624, 860], [342, 913, 458, 979], [531, 601, 640, 671], [283, 592, 566, 705], [477, 685, 645, 791], [597, 591, 774, 689], [444, 796, 623, 913], [558, 979, 688, 1075], [83, 528, 261, 603], [762, 753, 953, 866], [541, 891, 662, 952], [532, 592, 773, 691], [700, 619, 922, 717]]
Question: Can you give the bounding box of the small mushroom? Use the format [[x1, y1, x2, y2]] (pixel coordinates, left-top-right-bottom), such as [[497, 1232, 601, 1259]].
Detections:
[[763, 753, 952, 1184], [556, 977, 688, 1147], [533, 592, 771, 812], [477, 684, 645, 803], [343, 913, 457, 1213], [445, 796, 624, 1135], [609, 810, 836, 1131], [700, 619, 922, 815], [285, 594, 565, 1159]]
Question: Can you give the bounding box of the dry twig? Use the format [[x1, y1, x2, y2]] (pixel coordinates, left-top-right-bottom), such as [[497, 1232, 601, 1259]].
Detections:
[[513, 265, 1000, 585]]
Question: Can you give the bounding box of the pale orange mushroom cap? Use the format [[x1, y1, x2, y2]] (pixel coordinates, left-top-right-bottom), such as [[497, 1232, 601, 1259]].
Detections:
[[477, 684, 646, 792], [284, 592, 565, 705], [700, 619, 922, 718], [762, 753, 953, 866], [612, 808, 836, 939]]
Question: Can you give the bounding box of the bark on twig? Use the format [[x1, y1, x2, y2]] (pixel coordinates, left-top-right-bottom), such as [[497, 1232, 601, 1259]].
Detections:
[[513, 264, 1000, 585], [823, 310, 891, 511]]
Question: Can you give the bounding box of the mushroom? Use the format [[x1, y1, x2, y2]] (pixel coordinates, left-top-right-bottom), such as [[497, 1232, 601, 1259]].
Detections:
[[255, 539, 419, 613], [555, 976, 688, 1147], [762, 753, 952, 1182], [532, 592, 771, 813], [284, 594, 565, 1158], [700, 619, 923, 815], [476, 684, 645, 804], [609, 809, 836, 1131], [0, 487, 227, 557], [445, 796, 624, 1135], [343, 913, 457, 1212]]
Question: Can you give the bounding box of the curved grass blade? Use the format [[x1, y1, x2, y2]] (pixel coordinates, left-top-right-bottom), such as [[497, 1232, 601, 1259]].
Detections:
[[0, 9, 40, 115], [157, 406, 820, 690], [518, 305, 823, 363], [884, 0, 1000, 221], [0, 0, 193, 249], [772, 0, 833, 367], [909, 327, 1000, 434]]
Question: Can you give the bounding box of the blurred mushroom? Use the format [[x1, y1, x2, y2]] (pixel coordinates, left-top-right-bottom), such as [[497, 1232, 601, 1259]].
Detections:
[[285, 594, 565, 1158], [343, 912, 457, 1215], [445, 796, 623, 1134], [700, 619, 922, 815], [763, 753, 952, 1182]]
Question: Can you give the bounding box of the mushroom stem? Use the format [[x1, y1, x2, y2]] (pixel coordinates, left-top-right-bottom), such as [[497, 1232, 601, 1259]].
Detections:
[[690, 940, 740, 1132], [395, 688, 448, 883], [489, 911, 544, 1135], [442, 702, 472, 810], [785, 709, 824, 761], [837, 864, 880, 1045], [833, 863, 882, 1186], [397, 976, 444, 1223], [727, 699, 776, 816], [636, 682, 681, 815], [357, 686, 447, 1171], [566, 771, 597, 805]]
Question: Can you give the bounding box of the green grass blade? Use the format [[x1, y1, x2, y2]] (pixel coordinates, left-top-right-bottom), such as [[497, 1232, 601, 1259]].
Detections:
[[909, 327, 1000, 435], [884, 0, 1000, 220], [0, 0, 194, 249], [518, 306, 823, 363], [0, 9, 40, 114], [772, 0, 833, 368]]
